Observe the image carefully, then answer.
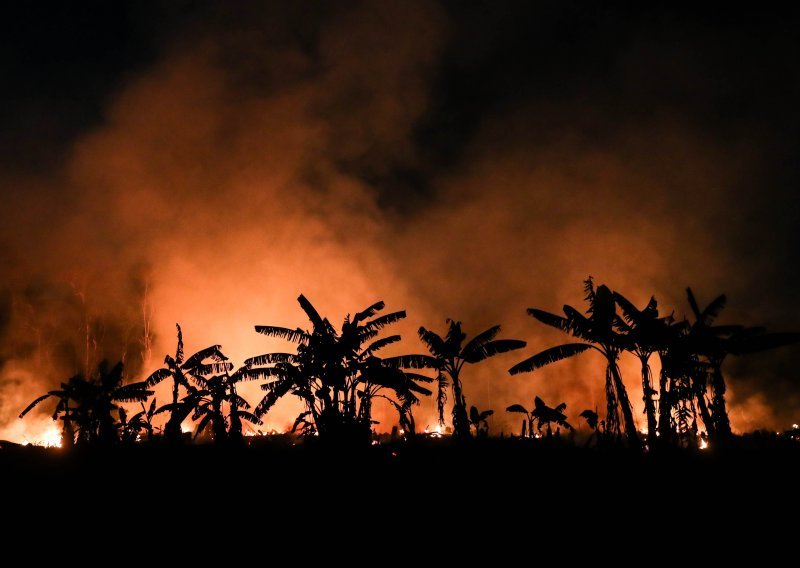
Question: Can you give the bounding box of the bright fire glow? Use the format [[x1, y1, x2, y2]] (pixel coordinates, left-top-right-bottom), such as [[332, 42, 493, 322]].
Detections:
[[424, 424, 444, 438], [181, 424, 192, 434], [38, 426, 62, 448], [699, 439, 709, 450]]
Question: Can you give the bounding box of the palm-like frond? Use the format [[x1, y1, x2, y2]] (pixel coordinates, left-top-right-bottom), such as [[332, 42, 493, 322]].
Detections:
[[361, 335, 401, 357], [19, 393, 53, 418], [244, 352, 298, 367], [469, 406, 493, 423], [353, 301, 385, 324], [462, 339, 527, 363], [686, 287, 703, 321], [254, 326, 310, 343], [562, 306, 593, 339], [462, 325, 501, 353], [444, 320, 466, 349], [193, 362, 235, 376], [509, 343, 595, 375], [237, 411, 261, 426], [193, 413, 214, 438], [361, 311, 406, 334], [506, 404, 529, 415], [580, 409, 598, 430], [418, 327, 447, 357], [230, 394, 251, 409], [175, 323, 185, 365], [255, 376, 297, 417], [144, 368, 172, 387], [297, 294, 325, 329], [113, 382, 154, 403], [182, 346, 227, 370], [406, 381, 433, 397], [612, 292, 642, 325], [241, 367, 294, 382], [402, 372, 435, 383], [527, 309, 572, 334], [701, 294, 727, 326]]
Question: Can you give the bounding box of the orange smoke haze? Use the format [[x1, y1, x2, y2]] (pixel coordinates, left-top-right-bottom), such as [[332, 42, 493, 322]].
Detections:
[[1, 2, 799, 441]]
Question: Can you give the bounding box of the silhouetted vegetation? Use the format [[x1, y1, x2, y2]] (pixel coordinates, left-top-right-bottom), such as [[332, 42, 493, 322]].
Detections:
[[12, 284, 799, 452], [417, 320, 525, 438], [246, 296, 433, 443]]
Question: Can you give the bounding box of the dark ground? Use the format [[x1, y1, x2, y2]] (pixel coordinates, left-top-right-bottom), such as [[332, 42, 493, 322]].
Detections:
[[4, 438, 798, 526]]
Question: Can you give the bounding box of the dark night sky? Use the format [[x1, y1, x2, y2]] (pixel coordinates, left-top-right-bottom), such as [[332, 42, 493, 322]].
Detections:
[[1, 1, 799, 437]]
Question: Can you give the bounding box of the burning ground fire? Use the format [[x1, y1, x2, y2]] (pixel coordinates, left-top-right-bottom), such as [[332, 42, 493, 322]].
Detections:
[[21, 425, 63, 448]]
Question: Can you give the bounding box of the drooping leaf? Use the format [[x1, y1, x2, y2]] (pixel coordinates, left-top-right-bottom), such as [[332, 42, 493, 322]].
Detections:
[[462, 325, 501, 354], [506, 404, 529, 415], [362, 311, 406, 333], [418, 328, 447, 358], [700, 294, 727, 326], [19, 394, 53, 418], [361, 335, 401, 357], [193, 362, 235, 376], [402, 372, 435, 383], [383, 354, 440, 369], [254, 326, 310, 343], [297, 294, 325, 329], [462, 339, 527, 363], [527, 309, 572, 334], [470, 405, 480, 424], [144, 368, 172, 387], [244, 352, 298, 367], [509, 343, 595, 375], [686, 287, 703, 321], [237, 411, 261, 426], [182, 346, 227, 371], [353, 301, 385, 324], [612, 292, 643, 325]]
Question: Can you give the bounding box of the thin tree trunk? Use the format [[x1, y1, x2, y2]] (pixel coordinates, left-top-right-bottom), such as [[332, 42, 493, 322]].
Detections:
[[605, 367, 620, 438], [639, 356, 657, 445], [695, 382, 715, 441], [657, 366, 672, 442], [450, 371, 471, 438], [62, 404, 74, 450], [710, 363, 732, 440], [609, 358, 641, 450]]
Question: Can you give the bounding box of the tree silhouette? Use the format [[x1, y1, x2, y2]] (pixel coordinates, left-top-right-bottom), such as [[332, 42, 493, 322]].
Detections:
[[19, 377, 82, 449], [190, 365, 261, 443], [613, 291, 675, 445], [683, 288, 799, 442], [510, 279, 640, 449], [416, 320, 525, 439], [469, 405, 493, 437], [247, 295, 433, 443], [506, 403, 535, 438], [85, 361, 152, 444], [146, 324, 232, 443], [23, 361, 152, 445], [579, 409, 602, 446], [507, 397, 572, 437], [119, 399, 157, 443]]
